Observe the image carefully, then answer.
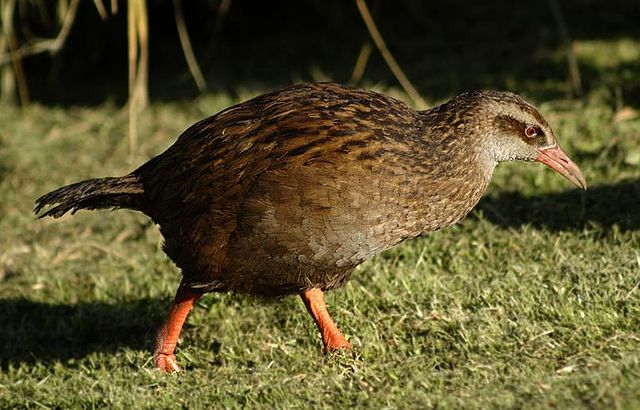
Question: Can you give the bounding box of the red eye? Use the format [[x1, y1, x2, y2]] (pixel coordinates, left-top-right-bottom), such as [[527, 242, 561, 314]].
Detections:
[[525, 126, 537, 138]]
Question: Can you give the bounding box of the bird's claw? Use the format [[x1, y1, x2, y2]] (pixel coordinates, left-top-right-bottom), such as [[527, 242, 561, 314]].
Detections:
[[153, 352, 181, 373], [324, 339, 351, 353]]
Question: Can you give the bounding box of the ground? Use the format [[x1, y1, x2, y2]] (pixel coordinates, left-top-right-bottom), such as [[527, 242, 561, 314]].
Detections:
[[1, 33, 640, 410]]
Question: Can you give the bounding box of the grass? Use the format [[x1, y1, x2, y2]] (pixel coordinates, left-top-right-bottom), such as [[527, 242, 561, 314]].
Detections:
[[2, 37, 640, 409]]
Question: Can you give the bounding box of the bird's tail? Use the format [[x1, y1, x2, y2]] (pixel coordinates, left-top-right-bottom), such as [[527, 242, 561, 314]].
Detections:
[[34, 174, 145, 218]]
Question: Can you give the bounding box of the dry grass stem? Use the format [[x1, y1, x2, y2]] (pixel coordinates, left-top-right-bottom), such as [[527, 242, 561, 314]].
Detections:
[[0, 0, 79, 66], [93, 0, 108, 20], [201, 0, 232, 69], [355, 0, 427, 108], [548, 0, 583, 97], [127, 0, 150, 159], [1, 0, 29, 107], [173, 0, 207, 91], [349, 41, 372, 84]]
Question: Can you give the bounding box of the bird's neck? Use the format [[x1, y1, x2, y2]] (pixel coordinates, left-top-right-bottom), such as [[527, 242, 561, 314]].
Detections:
[[401, 110, 499, 233], [418, 106, 499, 180]]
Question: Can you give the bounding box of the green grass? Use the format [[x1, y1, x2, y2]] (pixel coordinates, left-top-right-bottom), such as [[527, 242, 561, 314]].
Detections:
[[2, 44, 640, 409]]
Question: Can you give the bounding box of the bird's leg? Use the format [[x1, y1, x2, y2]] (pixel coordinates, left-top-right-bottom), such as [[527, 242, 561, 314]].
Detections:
[[301, 288, 351, 352], [153, 286, 202, 373]]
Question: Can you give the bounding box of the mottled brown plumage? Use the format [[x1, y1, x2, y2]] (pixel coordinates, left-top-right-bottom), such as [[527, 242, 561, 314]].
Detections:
[[35, 83, 586, 372]]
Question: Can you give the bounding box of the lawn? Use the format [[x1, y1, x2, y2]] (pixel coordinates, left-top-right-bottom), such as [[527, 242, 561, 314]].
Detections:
[[1, 32, 640, 410]]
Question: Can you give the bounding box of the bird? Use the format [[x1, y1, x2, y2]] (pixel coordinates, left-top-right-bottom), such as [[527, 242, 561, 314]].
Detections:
[[34, 82, 586, 373]]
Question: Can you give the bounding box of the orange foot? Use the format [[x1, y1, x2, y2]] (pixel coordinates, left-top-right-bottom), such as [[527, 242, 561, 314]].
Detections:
[[301, 288, 352, 354], [153, 287, 201, 373], [325, 339, 351, 353], [153, 352, 181, 373]]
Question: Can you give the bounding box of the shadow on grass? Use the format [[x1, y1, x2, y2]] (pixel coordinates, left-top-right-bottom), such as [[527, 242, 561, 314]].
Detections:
[[0, 297, 167, 368], [476, 179, 640, 232]]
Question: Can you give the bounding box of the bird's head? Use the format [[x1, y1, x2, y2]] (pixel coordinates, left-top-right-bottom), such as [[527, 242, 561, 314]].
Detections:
[[452, 90, 586, 190]]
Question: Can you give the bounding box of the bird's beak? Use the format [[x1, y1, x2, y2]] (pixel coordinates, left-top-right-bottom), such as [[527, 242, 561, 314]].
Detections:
[[536, 145, 587, 190]]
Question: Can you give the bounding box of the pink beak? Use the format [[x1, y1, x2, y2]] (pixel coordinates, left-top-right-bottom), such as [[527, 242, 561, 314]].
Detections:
[[536, 145, 587, 190]]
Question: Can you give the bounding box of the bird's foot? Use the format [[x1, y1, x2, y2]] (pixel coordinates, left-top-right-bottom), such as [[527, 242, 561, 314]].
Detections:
[[301, 288, 352, 355], [153, 352, 181, 373], [325, 340, 351, 354], [324, 334, 351, 353]]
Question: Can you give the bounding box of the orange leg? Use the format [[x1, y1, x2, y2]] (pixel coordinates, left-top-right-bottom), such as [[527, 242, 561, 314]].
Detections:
[[153, 286, 201, 373], [301, 288, 351, 352]]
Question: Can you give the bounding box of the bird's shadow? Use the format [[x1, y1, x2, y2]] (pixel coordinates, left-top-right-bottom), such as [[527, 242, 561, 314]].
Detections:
[[0, 297, 167, 369], [475, 179, 640, 232]]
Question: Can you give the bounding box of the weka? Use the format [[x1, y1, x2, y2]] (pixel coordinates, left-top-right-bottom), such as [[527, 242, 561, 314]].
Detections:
[[35, 83, 586, 372]]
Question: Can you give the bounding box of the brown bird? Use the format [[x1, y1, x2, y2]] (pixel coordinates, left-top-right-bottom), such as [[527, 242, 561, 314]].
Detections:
[[34, 83, 586, 372]]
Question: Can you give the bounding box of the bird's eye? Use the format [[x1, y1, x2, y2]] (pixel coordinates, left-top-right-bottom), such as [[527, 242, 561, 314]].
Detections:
[[525, 126, 538, 139]]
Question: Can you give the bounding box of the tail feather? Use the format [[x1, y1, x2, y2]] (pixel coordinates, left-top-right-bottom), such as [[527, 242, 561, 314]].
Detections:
[[34, 174, 145, 218]]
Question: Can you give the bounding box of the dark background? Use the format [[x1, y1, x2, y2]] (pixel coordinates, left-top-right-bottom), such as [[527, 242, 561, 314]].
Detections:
[[20, 0, 640, 106]]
